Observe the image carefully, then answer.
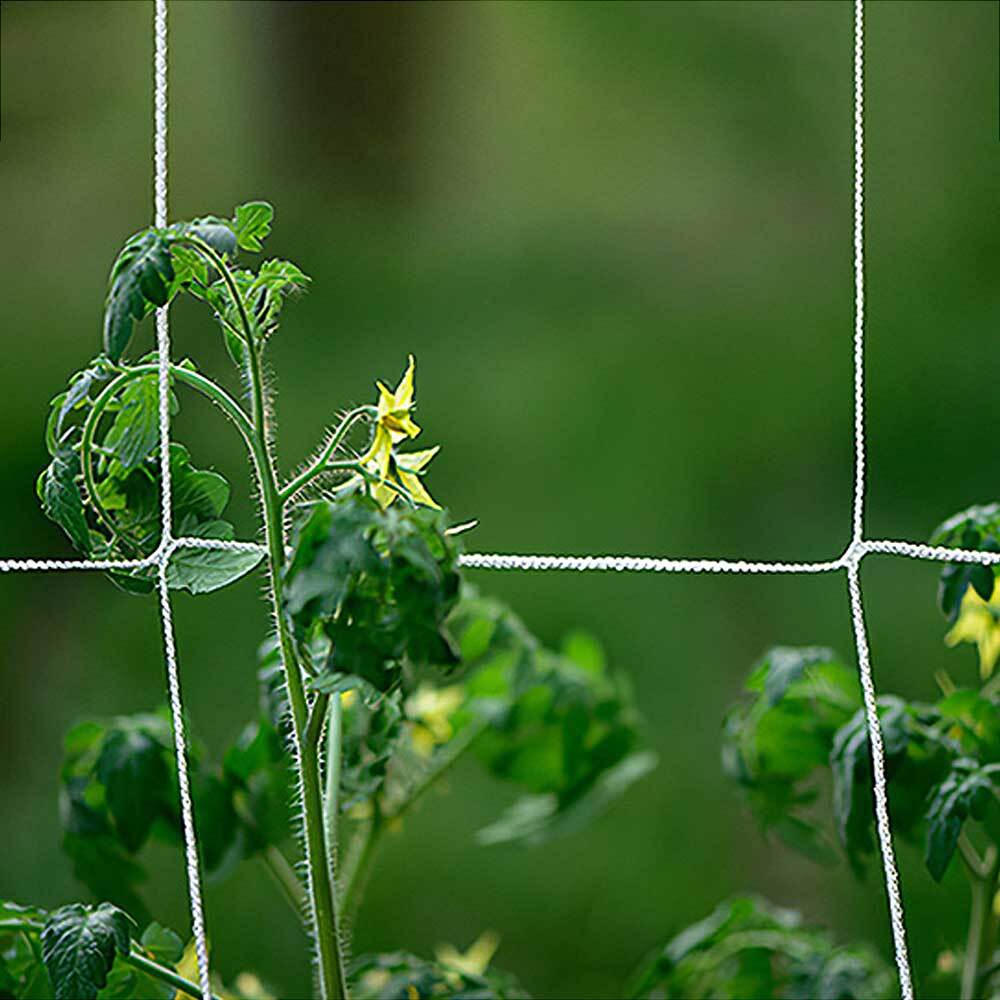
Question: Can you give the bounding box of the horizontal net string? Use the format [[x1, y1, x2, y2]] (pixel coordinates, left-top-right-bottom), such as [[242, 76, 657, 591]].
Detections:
[[5, 537, 1000, 575]]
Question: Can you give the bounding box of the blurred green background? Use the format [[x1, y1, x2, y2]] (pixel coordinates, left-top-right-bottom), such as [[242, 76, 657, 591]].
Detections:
[[1, 0, 998, 996]]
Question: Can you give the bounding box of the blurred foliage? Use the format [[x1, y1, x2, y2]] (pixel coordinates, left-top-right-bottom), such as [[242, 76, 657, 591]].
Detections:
[[629, 896, 894, 1000]]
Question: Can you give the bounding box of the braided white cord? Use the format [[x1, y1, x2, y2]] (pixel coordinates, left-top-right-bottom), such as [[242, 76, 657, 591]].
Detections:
[[152, 3, 212, 997], [458, 552, 844, 574], [0, 555, 160, 573], [846, 561, 913, 999], [852, 0, 866, 546], [845, 4, 911, 995]]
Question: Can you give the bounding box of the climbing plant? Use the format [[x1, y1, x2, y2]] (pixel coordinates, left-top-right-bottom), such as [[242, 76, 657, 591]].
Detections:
[[6, 201, 1000, 999]]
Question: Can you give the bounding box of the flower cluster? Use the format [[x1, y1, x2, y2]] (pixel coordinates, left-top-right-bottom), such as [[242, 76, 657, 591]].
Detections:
[[345, 355, 440, 509]]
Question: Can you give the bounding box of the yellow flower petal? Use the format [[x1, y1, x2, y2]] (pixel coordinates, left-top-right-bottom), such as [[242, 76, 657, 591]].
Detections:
[[396, 446, 440, 473], [945, 584, 1000, 680], [395, 354, 416, 410], [398, 468, 441, 510], [436, 931, 500, 978]]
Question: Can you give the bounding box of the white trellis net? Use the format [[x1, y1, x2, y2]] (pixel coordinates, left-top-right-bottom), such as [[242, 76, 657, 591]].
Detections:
[[2, 2, 995, 997]]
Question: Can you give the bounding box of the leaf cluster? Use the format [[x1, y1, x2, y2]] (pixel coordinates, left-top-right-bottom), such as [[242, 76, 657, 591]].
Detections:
[[39, 362, 261, 593], [102, 201, 304, 363], [0, 899, 187, 1000], [442, 590, 656, 845], [629, 896, 893, 1000], [349, 951, 528, 1000], [283, 496, 462, 694], [725, 646, 1000, 882], [58, 698, 292, 922]]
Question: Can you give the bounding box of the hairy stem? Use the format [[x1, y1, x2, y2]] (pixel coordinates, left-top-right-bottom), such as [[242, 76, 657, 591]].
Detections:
[[324, 696, 343, 863], [341, 720, 486, 920], [281, 406, 376, 503], [260, 845, 306, 916], [340, 806, 383, 925], [210, 247, 348, 1000]]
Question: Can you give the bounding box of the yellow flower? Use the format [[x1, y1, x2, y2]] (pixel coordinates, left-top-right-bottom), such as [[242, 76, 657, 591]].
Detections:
[[344, 445, 441, 511], [436, 931, 500, 978], [350, 356, 441, 510], [945, 581, 1000, 679], [407, 684, 465, 756], [360, 355, 421, 473]]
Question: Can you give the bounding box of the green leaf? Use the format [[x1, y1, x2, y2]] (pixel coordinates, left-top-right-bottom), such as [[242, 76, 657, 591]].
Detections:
[[104, 375, 159, 471], [477, 751, 657, 845], [830, 697, 952, 871], [138, 923, 183, 966], [103, 230, 175, 361], [166, 521, 263, 594], [95, 726, 169, 853], [41, 903, 131, 1000], [46, 362, 112, 455], [931, 505, 1000, 622], [926, 758, 1000, 881], [38, 445, 91, 554], [444, 589, 653, 843], [722, 646, 861, 862], [179, 216, 238, 259], [284, 497, 461, 693], [629, 896, 894, 1000], [349, 950, 529, 1000], [233, 201, 274, 252]]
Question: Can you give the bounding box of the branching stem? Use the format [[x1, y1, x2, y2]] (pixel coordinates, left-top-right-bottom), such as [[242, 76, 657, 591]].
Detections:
[[199, 242, 349, 999], [280, 406, 376, 503]]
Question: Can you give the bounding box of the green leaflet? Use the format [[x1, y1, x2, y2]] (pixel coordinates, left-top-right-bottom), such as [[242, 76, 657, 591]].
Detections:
[[722, 646, 860, 863], [103, 376, 160, 471], [628, 896, 894, 1000], [930, 504, 1000, 622], [38, 444, 91, 554], [233, 201, 273, 252], [41, 388, 258, 592], [441, 589, 655, 846], [166, 521, 264, 595], [102, 206, 261, 361], [285, 496, 461, 693], [830, 697, 954, 872], [40, 903, 131, 1000], [103, 230, 175, 361], [349, 950, 529, 1000], [926, 758, 1000, 881], [59, 702, 295, 914], [94, 727, 170, 853]]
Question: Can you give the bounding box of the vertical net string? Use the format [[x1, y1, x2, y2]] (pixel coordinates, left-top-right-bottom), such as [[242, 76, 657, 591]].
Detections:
[[848, 3, 912, 997], [152, 2, 212, 997], [846, 561, 913, 998]]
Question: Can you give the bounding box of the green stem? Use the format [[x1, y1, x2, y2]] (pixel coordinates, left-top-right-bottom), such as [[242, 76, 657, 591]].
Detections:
[[962, 843, 1000, 1000], [340, 806, 384, 925], [206, 245, 347, 1000], [324, 696, 343, 864], [280, 406, 376, 503], [384, 719, 486, 822], [0, 921, 221, 1000], [341, 720, 486, 920], [125, 951, 223, 1000], [261, 845, 306, 916], [80, 363, 258, 549]]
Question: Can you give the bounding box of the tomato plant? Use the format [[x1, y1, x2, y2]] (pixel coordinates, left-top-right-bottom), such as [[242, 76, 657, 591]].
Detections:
[[5, 202, 1000, 999]]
